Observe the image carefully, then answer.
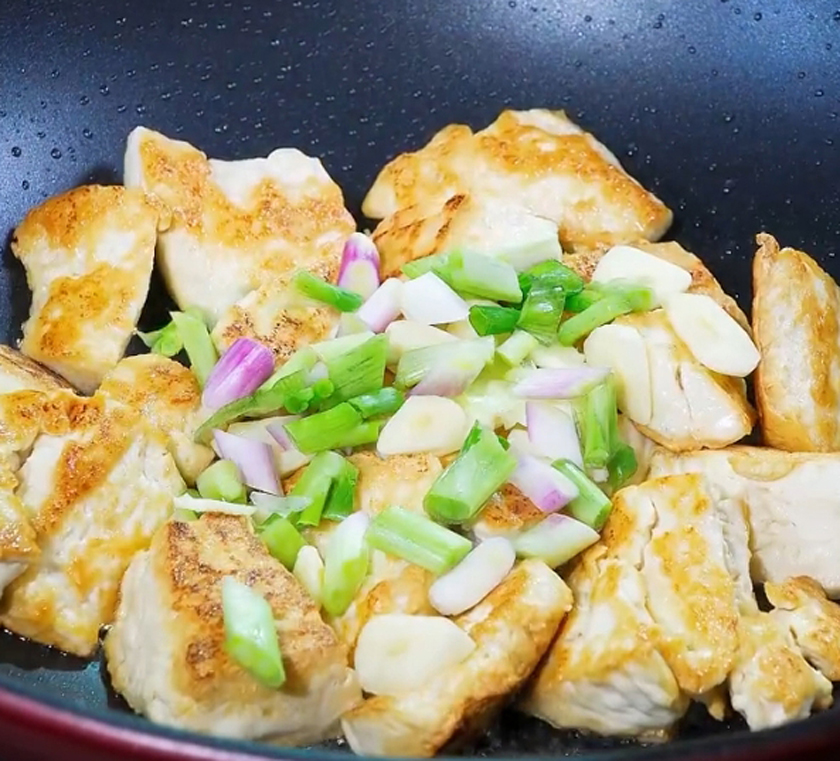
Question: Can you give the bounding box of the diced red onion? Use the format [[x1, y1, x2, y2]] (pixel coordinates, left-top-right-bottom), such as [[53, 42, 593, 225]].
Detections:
[[213, 429, 280, 495], [202, 337, 275, 410], [400, 272, 469, 325], [513, 514, 600, 568], [338, 233, 381, 300], [357, 278, 403, 333], [266, 418, 298, 451], [512, 366, 610, 399], [526, 402, 583, 467], [508, 452, 579, 513]]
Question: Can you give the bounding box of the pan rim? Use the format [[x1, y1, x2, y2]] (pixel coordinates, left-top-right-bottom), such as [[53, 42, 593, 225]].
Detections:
[[1, 672, 839, 761]]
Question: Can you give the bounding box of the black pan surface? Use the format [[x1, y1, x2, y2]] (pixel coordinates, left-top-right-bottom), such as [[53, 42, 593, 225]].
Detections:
[[1, 0, 840, 758]]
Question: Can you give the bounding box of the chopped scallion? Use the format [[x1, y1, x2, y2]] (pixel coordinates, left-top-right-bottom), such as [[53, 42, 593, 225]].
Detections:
[[325, 334, 388, 401], [424, 424, 517, 525], [221, 576, 285, 688], [347, 387, 405, 419], [322, 512, 370, 617], [565, 285, 606, 313], [395, 337, 494, 389], [468, 305, 521, 336], [196, 459, 246, 504], [557, 286, 655, 346], [497, 330, 540, 366], [259, 516, 307, 569], [518, 260, 584, 300], [367, 506, 472, 575], [290, 451, 349, 525], [517, 284, 566, 344], [552, 458, 613, 530], [292, 270, 363, 313], [434, 251, 522, 303], [284, 403, 365, 454], [607, 441, 638, 493], [401, 252, 450, 279], [138, 320, 183, 357], [578, 378, 618, 470], [323, 465, 360, 521], [170, 310, 218, 386]]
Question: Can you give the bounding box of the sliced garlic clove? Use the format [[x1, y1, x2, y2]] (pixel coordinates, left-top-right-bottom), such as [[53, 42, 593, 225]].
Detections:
[[428, 537, 516, 616], [293, 545, 324, 605], [664, 293, 760, 377], [376, 395, 468, 456], [591, 245, 692, 304], [384, 320, 455, 365], [583, 324, 653, 426], [354, 613, 476, 696]]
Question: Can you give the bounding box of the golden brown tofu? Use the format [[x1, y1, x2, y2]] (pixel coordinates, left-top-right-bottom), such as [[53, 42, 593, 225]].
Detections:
[[296, 452, 443, 654], [105, 514, 360, 743], [363, 109, 672, 250], [11, 185, 161, 393], [752, 233, 840, 451], [124, 126, 355, 326], [729, 612, 832, 731], [0, 389, 183, 656], [521, 478, 689, 738], [0, 345, 73, 394], [210, 269, 339, 364], [0, 468, 39, 595], [614, 310, 755, 451], [467, 483, 543, 541], [765, 576, 840, 680], [649, 447, 840, 597], [371, 193, 562, 279], [99, 354, 213, 484], [564, 239, 750, 332], [341, 560, 572, 757]]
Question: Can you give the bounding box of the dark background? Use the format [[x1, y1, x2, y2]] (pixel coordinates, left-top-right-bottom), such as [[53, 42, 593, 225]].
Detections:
[[0, 0, 839, 759]]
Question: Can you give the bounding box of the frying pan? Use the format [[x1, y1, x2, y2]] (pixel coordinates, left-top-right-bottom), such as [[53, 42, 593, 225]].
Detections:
[[1, 0, 839, 759]]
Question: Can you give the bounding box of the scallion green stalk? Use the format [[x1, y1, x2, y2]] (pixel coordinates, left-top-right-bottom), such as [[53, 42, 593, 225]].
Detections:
[[557, 286, 655, 346], [607, 442, 638, 493], [292, 270, 364, 312], [221, 576, 285, 688], [259, 516, 307, 569], [325, 334, 388, 401], [323, 465, 360, 521], [434, 251, 522, 302], [321, 512, 370, 617], [138, 320, 183, 357], [196, 459, 246, 503], [283, 403, 366, 454], [401, 252, 450, 279], [497, 330, 540, 365], [260, 347, 318, 390], [395, 337, 494, 389], [424, 424, 517, 524], [347, 387, 405, 419], [518, 260, 584, 300], [468, 305, 521, 336], [578, 378, 618, 470], [517, 284, 566, 344], [367, 506, 472, 575], [290, 451, 349, 525], [170, 310, 218, 386], [552, 459, 613, 530]]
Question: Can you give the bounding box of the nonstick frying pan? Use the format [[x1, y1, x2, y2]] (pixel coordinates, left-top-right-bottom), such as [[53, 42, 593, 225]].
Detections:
[[1, 1, 840, 759]]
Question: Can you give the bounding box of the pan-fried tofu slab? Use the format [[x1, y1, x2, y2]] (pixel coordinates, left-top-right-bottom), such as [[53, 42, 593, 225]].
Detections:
[[371, 194, 562, 279], [363, 109, 672, 250], [11, 185, 161, 393], [0, 345, 73, 394], [106, 514, 360, 743], [341, 560, 572, 757], [752, 233, 840, 451], [99, 354, 213, 484], [649, 447, 840, 597], [0, 389, 183, 656], [210, 269, 339, 363], [729, 612, 832, 731], [564, 239, 750, 332], [124, 126, 355, 326], [608, 310, 754, 450], [296, 452, 442, 653], [0, 468, 38, 594], [765, 577, 840, 680]]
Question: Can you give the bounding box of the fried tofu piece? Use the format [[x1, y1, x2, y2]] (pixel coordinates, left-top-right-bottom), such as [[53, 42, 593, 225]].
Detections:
[[11, 185, 161, 393], [564, 239, 750, 332], [105, 514, 360, 743], [613, 310, 755, 450], [765, 576, 840, 680], [729, 612, 832, 731], [0, 345, 73, 394], [752, 233, 840, 451], [0, 468, 38, 595], [99, 355, 213, 484], [649, 447, 840, 596], [0, 389, 183, 656], [521, 478, 689, 738], [294, 452, 443, 653], [124, 127, 355, 326], [468, 483, 543, 541], [210, 269, 339, 363], [363, 109, 672, 250], [371, 193, 562, 279], [341, 559, 572, 757]]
